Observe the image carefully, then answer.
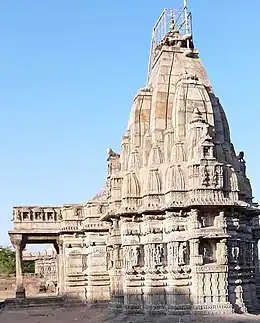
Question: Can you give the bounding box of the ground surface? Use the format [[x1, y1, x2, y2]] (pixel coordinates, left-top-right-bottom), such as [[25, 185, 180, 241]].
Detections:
[[0, 275, 54, 301], [1, 307, 260, 323]]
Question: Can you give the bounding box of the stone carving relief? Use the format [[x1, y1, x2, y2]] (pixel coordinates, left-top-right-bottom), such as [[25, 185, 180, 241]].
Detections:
[[121, 220, 141, 236], [200, 211, 215, 227], [106, 247, 114, 270], [216, 239, 228, 265], [199, 240, 215, 264], [123, 245, 141, 270], [245, 242, 251, 264], [107, 148, 120, 160], [228, 240, 254, 265], [144, 243, 165, 268], [237, 151, 246, 175], [34, 209, 43, 220], [251, 242, 258, 265], [212, 165, 224, 188], [66, 249, 84, 274], [14, 209, 22, 221], [229, 241, 240, 263], [167, 241, 189, 269], [58, 209, 63, 220], [200, 164, 224, 189], [232, 245, 240, 263], [13, 207, 61, 222], [201, 165, 210, 187], [214, 211, 226, 229], [167, 242, 175, 267], [178, 242, 188, 265], [154, 244, 164, 265], [188, 209, 201, 230]]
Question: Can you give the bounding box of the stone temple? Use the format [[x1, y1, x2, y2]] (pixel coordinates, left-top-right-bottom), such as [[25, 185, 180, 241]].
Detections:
[[8, 3, 260, 315]]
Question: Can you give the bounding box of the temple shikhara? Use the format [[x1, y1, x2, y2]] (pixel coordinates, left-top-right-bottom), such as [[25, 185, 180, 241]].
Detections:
[[8, 2, 260, 315]]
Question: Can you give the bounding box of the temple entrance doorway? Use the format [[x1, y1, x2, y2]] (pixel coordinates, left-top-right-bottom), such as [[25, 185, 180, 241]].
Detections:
[[8, 232, 61, 300], [23, 243, 57, 296]]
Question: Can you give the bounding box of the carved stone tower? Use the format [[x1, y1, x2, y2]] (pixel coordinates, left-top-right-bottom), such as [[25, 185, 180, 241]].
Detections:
[[103, 4, 260, 315]]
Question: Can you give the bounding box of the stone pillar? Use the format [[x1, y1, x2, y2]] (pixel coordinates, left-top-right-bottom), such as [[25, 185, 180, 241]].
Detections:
[[57, 241, 65, 294], [190, 239, 202, 265], [10, 234, 26, 298], [56, 253, 60, 295], [15, 244, 25, 298]]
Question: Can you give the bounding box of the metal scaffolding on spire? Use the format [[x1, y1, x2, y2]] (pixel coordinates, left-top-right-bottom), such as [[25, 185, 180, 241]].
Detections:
[[146, 1, 192, 85]]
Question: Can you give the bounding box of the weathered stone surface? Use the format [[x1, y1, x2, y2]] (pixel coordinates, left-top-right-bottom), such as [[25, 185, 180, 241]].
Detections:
[[7, 5, 260, 316]]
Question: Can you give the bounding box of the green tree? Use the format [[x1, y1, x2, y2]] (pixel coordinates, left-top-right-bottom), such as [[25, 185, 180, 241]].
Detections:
[[0, 246, 36, 276], [0, 246, 15, 275], [23, 260, 35, 273]]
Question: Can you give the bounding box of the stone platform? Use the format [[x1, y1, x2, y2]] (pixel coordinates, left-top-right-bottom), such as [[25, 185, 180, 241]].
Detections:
[[1, 306, 260, 323], [4, 296, 66, 310]]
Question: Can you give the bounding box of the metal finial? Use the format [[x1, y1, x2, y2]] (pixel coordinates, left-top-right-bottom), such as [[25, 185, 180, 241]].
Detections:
[[184, 0, 189, 35], [169, 9, 175, 30]]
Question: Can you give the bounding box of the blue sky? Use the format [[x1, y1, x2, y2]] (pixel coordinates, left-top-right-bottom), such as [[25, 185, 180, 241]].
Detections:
[[0, 0, 259, 246]]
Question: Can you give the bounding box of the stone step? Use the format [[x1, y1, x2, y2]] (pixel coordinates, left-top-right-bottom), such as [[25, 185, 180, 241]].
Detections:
[[3, 296, 110, 311], [4, 296, 66, 310]]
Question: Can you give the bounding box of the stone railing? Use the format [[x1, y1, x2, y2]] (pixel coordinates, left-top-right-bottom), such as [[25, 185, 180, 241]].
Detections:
[[11, 205, 110, 233], [12, 206, 62, 232], [13, 206, 62, 222]]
